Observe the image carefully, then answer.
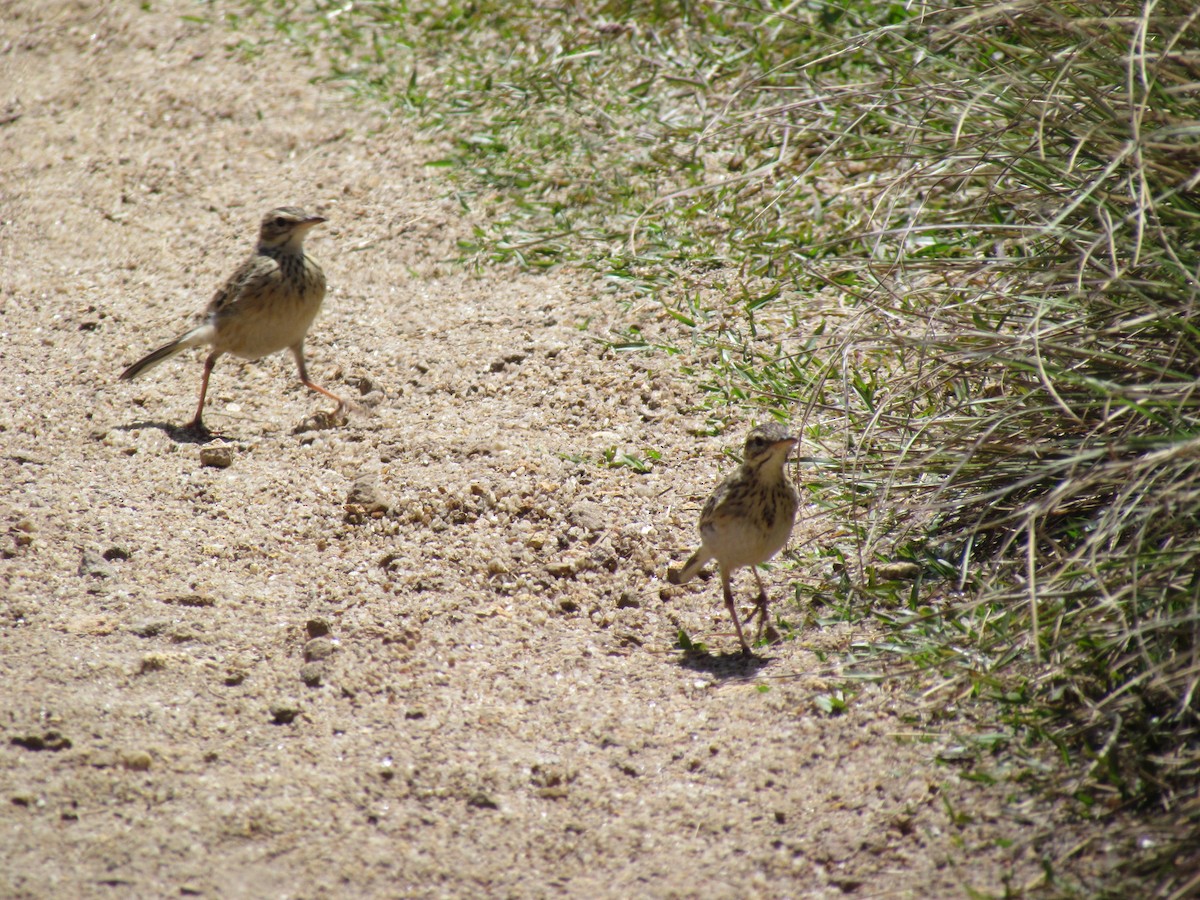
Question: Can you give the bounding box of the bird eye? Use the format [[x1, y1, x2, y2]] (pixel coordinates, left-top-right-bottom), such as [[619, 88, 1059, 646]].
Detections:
[[273, 217, 287, 227]]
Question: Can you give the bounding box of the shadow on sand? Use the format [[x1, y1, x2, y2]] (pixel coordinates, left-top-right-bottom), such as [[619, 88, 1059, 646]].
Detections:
[[677, 647, 772, 679], [112, 420, 220, 445]]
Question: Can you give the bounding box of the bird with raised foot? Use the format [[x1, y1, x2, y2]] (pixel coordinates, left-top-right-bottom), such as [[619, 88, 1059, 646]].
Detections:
[[120, 206, 343, 434]]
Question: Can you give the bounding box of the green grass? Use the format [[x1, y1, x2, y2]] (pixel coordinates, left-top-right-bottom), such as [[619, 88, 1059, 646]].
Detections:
[[214, 0, 1200, 891]]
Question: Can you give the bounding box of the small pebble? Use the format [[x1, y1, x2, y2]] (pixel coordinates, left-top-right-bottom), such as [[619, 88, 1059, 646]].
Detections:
[[345, 471, 390, 522], [130, 620, 169, 638], [466, 791, 499, 810], [78, 549, 114, 580], [122, 750, 152, 772], [139, 653, 169, 673], [305, 618, 332, 639], [199, 443, 234, 468], [269, 701, 301, 725], [299, 663, 324, 687], [616, 591, 640, 609], [568, 501, 606, 534], [304, 637, 336, 662]]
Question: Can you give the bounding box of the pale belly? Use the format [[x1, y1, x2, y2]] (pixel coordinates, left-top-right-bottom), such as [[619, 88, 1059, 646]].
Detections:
[[214, 295, 324, 360], [700, 513, 794, 572]]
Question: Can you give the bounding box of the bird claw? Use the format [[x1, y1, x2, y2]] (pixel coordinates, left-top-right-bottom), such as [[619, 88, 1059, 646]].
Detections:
[[183, 419, 215, 440], [293, 407, 348, 434]]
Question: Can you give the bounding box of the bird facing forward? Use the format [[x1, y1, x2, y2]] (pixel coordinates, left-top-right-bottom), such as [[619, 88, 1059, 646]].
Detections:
[[668, 423, 800, 653], [120, 207, 343, 433]]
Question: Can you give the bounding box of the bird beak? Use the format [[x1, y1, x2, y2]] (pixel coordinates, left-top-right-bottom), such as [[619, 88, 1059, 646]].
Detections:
[[301, 215, 327, 228]]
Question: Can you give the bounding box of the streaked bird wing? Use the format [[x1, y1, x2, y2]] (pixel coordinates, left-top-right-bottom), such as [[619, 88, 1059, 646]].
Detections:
[[206, 253, 280, 317]]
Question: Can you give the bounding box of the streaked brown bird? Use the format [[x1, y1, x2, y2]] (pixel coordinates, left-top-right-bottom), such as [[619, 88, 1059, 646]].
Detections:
[[120, 206, 342, 433], [668, 422, 800, 653]]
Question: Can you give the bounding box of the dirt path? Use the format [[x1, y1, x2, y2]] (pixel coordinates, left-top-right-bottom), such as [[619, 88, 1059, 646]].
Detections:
[[0, 3, 1114, 897]]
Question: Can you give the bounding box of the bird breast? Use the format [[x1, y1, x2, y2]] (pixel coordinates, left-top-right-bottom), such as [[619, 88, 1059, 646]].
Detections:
[[212, 254, 326, 360], [701, 481, 798, 571]]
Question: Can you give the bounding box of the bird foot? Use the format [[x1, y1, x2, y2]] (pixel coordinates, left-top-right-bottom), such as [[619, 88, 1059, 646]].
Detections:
[[182, 419, 215, 440], [758, 620, 782, 645], [293, 406, 348, 434]]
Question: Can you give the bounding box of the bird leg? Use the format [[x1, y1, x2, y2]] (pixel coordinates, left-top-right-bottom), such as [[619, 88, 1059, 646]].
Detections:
[[746, 568, 779, 644], [187, 351, 222, 434], [292, 345, 345, 415], [722, 568, 751, 654]]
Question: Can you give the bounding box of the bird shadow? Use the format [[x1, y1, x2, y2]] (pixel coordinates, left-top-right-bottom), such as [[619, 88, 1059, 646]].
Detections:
[[677, 647, 772, 679], [111, 421, 221, 445]]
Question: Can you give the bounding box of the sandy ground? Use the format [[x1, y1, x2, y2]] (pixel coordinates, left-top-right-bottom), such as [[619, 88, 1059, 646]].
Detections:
[[0, 3, 1129, 897]]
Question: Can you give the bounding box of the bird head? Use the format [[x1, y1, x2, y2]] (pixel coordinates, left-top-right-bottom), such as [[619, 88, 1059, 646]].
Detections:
[[743, 422, 797, 469], [257, 207, 326, 250]]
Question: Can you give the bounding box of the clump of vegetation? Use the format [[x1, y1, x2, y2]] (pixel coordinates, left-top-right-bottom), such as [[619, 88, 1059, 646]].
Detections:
[[225, 0, 1199, 889], [785, 6, 1200, 889]]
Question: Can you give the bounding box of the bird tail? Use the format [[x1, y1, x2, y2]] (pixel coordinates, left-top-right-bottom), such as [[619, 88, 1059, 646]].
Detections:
[[120, 324, 214, 381], [667, 548, 710, 585]]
